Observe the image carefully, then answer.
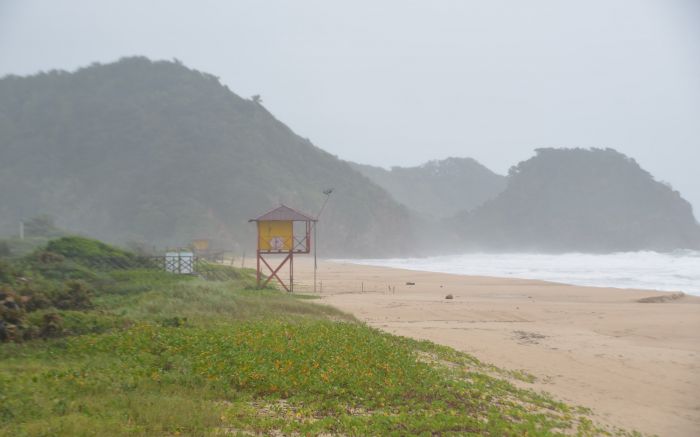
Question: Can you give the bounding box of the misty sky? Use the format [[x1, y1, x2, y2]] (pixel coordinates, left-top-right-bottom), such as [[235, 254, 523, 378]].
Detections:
[[1, 0, 699, 214]]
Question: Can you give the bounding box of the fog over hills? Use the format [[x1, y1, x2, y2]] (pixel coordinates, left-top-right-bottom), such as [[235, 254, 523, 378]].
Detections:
[[351, 158, 506, 219], [452, 148, 700, 252], [1, 58, 698, 255], [0, 57, 414, 256]]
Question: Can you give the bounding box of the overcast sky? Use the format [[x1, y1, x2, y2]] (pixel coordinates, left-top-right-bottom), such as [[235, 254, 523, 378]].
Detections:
[[1, 0, 699, 213]]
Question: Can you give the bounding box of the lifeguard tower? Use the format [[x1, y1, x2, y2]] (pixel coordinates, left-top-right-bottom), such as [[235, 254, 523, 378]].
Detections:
[[249, 205, 316, 292]]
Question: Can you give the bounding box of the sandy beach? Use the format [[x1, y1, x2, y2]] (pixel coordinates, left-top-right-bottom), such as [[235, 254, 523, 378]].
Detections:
[[290, 258, 700, 436]]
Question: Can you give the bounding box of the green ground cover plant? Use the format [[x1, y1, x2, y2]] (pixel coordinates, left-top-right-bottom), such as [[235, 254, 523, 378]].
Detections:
[[0, 237, 640, 436]]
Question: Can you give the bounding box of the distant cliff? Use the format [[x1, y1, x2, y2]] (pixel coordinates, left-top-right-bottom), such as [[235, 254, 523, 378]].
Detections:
[[351, 158, 506, 218], [452, 148, 700, 252], [0, 57, 414, 256]]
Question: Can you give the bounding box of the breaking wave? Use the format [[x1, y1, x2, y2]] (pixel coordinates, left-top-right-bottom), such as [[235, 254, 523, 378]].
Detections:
[[346, 250, 700, 296]]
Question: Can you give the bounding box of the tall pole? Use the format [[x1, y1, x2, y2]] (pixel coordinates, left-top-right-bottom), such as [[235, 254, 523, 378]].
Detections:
[[314, 224, 318, 292], [314, 189, 333, 293]]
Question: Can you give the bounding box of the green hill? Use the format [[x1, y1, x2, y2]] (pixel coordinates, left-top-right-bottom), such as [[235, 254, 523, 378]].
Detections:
[[0, 57, 413, 256], [2, 59, 696, 256], [453, 148, 700, 252], [351, 157, 506, 218]]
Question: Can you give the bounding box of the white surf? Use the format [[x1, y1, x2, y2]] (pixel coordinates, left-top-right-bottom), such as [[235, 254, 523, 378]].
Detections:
[[344, 251, 700, 296]]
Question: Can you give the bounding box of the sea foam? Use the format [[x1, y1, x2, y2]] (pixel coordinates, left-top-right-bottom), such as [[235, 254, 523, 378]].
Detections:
[[344, 251, 700, 296]]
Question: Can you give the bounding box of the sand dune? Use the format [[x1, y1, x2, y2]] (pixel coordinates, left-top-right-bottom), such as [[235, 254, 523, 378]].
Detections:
[[290, 258, 700, 436]]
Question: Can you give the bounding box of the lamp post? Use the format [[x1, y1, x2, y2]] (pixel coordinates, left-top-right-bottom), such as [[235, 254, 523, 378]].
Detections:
[[314, 188, 333, 293]]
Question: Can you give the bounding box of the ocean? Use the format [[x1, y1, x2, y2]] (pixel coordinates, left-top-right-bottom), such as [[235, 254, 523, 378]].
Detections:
[[344, 250, 700, 296]]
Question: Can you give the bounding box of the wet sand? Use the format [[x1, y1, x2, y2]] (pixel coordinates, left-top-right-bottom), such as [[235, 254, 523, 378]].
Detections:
[[290, 258, 700, 436]]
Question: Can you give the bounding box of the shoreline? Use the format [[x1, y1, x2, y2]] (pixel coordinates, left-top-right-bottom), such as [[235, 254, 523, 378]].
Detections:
[[332, 250, 700, 297], [292, 258, 700, 437], [339, 258, 692, 297]]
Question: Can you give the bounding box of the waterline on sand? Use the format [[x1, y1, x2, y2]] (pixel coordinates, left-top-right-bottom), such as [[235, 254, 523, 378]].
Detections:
[[341, 251, 700, 296]]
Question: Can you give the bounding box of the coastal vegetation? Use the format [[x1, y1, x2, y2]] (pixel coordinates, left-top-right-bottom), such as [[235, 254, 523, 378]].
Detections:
[[0, 237, 638, 436]]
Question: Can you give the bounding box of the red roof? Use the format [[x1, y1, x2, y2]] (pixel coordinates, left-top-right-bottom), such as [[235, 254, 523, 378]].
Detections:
[[249, 204, 316, 222]]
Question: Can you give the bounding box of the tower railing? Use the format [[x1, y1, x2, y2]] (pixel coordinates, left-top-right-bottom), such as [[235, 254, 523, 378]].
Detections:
[[259, 236, 309, 253]]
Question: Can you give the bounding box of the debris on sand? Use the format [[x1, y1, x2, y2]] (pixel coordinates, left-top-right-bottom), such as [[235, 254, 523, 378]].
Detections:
[[513, 330, 547, 345], [637, 292, 685, 303]]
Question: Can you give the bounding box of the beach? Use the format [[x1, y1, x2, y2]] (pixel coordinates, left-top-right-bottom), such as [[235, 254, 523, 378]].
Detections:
[[292, 258, 700, 436]]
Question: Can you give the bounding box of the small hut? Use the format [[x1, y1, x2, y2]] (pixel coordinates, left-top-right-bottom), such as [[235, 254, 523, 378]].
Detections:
[[249, 205, 316, 292]]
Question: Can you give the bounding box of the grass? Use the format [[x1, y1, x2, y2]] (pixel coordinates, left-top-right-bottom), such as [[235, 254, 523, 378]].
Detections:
[[96, 277, 349, 326], [0, 238, 642, 436]]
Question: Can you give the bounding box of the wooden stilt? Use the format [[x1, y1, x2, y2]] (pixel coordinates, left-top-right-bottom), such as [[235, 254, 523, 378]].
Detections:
[[290, 251, 294, 293], [256, 250, 261, 288], [259, 253, 293, 292]]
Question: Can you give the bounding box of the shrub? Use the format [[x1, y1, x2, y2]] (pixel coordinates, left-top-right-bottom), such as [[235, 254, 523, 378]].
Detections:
[[35, 250, 65, 264], [0, 290, 31, 342], [20, 289, 51, 312], [52, 281, 93, 310], [0, 291, 24, 325], [39, 312, 63, 338], [23, 251, 98, 281], [46, 236, 138, 269]]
